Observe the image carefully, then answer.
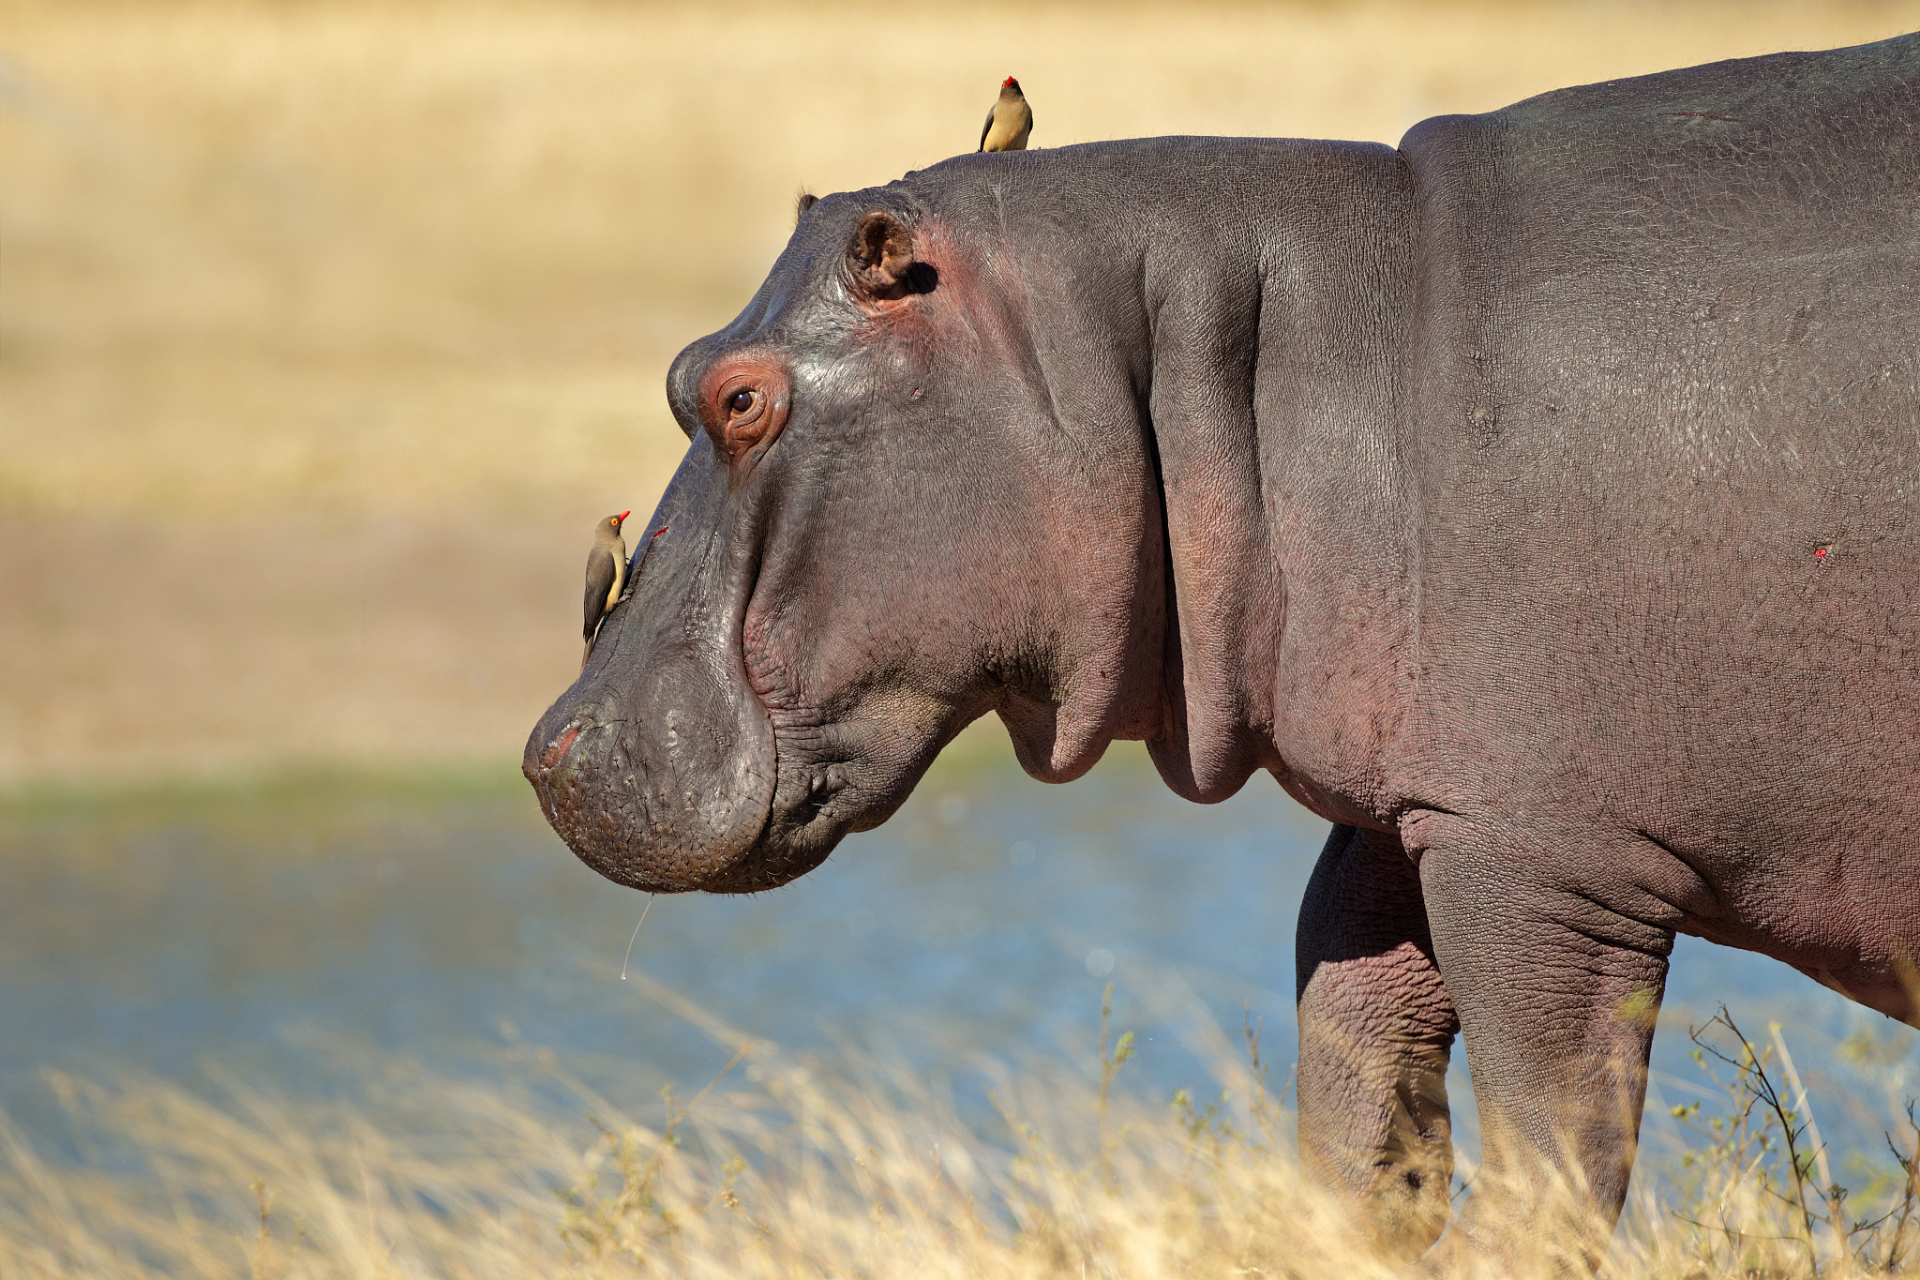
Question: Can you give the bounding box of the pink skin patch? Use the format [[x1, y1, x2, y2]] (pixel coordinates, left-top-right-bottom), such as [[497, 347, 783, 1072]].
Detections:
[[696, 351, 792, 468], [538, 724, 582, 772]]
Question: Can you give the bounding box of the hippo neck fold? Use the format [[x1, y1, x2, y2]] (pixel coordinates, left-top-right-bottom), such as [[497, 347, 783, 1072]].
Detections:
[[980, 137, 1419, 819]]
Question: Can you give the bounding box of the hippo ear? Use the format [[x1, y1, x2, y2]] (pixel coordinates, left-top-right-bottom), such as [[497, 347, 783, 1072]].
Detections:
[[847, 211, 915, 299], [795, 190, 818, 225]]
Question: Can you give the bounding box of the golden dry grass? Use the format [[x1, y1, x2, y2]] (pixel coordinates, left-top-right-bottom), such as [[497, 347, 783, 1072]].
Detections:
[[5, 0, 1920, 784], [2, 980, 1916, 1279]]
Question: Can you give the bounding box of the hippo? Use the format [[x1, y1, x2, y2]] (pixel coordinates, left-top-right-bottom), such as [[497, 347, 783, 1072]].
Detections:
[[526, 32, 1920, 1271]]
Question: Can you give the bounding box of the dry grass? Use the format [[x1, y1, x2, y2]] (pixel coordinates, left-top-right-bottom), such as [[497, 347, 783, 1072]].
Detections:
[[5, 0, 1920, 782], [1, 980, 1915, 1279]]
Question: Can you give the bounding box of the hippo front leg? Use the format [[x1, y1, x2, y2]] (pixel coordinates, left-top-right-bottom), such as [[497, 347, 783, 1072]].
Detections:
[[1295, 824, 1460, 1263], [1405, 810, 1676, 1275]]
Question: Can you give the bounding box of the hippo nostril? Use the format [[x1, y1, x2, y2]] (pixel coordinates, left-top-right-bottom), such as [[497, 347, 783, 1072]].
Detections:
[[539, 724, 583, 773]]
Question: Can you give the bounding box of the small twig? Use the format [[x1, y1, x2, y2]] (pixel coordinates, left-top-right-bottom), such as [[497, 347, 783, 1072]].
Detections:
[[1711, 1010, 1820, 1276], [1241, 1006, 1279, 1151], [1882, 1102, 1920, 1272], [1769, 1022, 1834, 1198], [1095, 982, 1135, 1184]]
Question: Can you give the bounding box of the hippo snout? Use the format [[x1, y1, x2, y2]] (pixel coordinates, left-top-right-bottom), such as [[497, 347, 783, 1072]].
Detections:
[[524, 652, 779, 894]]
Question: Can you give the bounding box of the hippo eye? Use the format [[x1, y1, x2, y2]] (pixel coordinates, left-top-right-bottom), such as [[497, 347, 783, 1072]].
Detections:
[[700, 359, 790, 466]]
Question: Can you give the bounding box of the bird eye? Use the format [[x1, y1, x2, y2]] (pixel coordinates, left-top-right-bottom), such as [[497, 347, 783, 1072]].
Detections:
[[729, 390, 755, 415]]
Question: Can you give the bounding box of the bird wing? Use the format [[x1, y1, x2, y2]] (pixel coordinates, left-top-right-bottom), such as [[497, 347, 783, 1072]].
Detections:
[[978, 102, 996, 152], [607, 543, 628, 606], [583, 547, 617, 641]]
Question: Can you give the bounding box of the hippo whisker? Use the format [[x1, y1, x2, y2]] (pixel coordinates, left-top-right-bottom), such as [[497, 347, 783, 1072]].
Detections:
[[618, 894, 654, 981]]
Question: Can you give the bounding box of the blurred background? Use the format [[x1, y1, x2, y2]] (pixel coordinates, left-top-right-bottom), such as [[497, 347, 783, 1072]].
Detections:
[[4, 0, 1920, 1251]]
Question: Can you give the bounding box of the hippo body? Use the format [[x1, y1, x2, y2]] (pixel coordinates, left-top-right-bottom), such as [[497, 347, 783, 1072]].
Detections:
[[529, 33, 1920, 1268]]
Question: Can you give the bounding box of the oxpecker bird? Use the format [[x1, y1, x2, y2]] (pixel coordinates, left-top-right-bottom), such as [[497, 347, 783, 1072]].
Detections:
[[978, 76, 1032, 153], [582, 511, 630, 666]]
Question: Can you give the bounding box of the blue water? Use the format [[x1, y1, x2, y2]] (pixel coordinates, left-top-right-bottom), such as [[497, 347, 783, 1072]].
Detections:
[[2, 740, 1912, 1185]]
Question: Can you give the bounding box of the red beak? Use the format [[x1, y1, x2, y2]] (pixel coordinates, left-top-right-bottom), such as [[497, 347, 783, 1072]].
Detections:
[[616, 510, 631, 524]]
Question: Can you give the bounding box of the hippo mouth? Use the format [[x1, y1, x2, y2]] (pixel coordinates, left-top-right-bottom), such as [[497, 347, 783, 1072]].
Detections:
[[525, 641, 957, 894], [525, 695, 785, 894], [527, 698, 839, 895]]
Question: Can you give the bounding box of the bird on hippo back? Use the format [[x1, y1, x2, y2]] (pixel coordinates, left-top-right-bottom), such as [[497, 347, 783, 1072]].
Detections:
[[979, 75, 1032, 152], [527, 31, 1920, 1274]]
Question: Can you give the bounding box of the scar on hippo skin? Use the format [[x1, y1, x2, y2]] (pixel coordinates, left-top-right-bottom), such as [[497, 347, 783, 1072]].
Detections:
[[846, 211, 938, 302], [537, 724, 580, 773], [696, 352, 792, 475]]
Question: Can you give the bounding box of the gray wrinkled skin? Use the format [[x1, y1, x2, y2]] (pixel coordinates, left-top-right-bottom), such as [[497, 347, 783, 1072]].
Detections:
[[528, 33, 1920, 1270]]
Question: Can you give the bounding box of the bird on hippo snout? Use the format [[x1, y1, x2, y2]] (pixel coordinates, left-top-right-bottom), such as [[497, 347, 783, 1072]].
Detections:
[[529, 30, 1920, 1277], [580, 511, 629, 668]]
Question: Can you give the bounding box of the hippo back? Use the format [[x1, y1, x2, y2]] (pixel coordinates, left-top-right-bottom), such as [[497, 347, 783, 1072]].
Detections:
[[1393, 33, 1920, 927]]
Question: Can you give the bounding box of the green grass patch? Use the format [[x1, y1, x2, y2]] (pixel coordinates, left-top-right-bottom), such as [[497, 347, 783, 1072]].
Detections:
[[0, 758, 535, 834]]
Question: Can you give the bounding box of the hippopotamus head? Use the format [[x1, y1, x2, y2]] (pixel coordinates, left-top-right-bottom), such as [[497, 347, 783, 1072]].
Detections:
[[524, 161, 1179, 893]]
